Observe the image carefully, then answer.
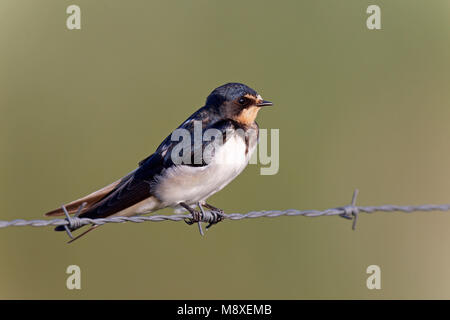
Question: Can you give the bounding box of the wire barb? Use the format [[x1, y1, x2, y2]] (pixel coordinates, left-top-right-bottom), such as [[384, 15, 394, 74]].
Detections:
[[339, 189, 360, 230], [61, 205, 74, 239]]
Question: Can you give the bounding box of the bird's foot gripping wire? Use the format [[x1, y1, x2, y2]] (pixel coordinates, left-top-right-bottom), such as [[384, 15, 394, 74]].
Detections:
[[201, 203, 225, 229], [179, 202, 225, 236], [184, 209, 202, 226]]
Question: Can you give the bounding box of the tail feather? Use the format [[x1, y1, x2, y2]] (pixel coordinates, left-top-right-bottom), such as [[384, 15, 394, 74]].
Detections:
[[53, 224, 100, 243], [44, 179, 122, 217], [67, 225, 100, 244], [44, 170, 138, 217], [45, 169, 142, 242]]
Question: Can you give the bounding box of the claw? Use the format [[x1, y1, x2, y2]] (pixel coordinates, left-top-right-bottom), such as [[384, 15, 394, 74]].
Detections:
[[180, 202, 225, 235], [184, 209, 201, 225]]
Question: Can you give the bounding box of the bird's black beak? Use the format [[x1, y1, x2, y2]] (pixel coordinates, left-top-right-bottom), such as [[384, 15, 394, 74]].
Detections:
[[256, 100, 273, 107]]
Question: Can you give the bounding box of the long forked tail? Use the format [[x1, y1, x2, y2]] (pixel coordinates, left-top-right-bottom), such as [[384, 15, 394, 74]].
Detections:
[[44, 176, 129, 241], [44, 179, 123, 217], [45, 169, 143, 243]]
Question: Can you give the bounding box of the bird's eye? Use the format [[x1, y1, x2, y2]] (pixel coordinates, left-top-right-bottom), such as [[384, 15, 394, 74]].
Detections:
[[238, 97, 250, 106]]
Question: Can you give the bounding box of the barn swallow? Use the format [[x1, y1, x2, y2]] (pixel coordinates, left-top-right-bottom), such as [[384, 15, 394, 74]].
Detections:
[[45, 83, 273, 242]]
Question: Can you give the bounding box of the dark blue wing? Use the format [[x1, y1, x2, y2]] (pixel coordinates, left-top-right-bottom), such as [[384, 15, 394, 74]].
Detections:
[[78, 107, 238, 220]]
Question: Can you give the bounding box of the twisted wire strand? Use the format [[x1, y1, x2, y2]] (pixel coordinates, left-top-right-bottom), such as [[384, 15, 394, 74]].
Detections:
[[1, 190, 450, 236]]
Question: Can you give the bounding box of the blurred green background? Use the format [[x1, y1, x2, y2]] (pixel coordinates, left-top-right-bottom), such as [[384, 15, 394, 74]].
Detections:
[[0, 0, 449, 299]]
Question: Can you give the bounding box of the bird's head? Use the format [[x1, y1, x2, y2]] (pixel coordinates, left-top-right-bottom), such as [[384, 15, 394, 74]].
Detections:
[[205, 83, 273, 126]]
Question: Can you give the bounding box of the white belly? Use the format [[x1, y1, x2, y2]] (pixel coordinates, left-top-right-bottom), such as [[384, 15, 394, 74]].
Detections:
[[153, 134, 255, 206]]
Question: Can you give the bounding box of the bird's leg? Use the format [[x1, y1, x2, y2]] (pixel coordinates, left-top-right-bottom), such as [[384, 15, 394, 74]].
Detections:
[[180, 202, 202, 225], [202, 202, 225, 229]]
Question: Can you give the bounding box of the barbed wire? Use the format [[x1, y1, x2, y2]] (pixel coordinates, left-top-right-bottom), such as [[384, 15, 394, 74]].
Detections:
[[1, 190, 450, 240]]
